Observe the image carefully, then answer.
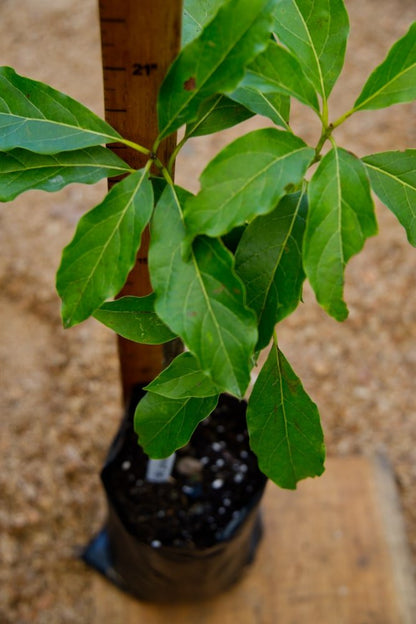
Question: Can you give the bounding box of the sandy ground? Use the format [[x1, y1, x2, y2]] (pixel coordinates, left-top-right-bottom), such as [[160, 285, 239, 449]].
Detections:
[[0, 0, 415, 622]]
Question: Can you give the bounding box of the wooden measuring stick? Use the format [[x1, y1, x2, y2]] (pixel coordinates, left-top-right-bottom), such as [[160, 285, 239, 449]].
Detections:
[[98, 0, 183, 403]]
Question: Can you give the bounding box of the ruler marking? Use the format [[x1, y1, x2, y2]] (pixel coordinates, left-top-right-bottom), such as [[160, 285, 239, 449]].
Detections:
[[101, 18, 126, 24]]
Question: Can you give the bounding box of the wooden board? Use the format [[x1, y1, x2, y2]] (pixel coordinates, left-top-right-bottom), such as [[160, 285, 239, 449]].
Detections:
[[92, 456, 416, 623]]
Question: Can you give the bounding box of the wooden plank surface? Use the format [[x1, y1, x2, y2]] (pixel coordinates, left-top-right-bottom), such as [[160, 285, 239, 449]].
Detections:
[[93, 456, 416, 623]]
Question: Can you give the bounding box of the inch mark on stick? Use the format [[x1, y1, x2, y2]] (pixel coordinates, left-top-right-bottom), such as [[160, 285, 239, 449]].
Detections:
[[101, 17, 125, 23], [132, 63, 158, 76]]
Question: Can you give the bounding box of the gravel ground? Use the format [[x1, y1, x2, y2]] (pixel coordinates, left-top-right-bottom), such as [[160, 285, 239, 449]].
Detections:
[[0, 1, 415, 622]]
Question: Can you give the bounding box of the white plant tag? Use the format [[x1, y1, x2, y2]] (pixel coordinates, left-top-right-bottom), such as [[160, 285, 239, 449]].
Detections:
[[146, 453, 176, 483]]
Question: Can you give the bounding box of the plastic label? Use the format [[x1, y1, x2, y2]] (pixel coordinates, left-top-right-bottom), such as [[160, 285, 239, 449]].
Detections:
[[146, 454, 176, 483]]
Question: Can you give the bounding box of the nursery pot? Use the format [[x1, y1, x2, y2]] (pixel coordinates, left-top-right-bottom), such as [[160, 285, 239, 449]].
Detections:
[[83, 386, 267, 602]]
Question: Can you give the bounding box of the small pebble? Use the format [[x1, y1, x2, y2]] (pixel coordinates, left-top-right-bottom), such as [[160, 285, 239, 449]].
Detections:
[[121, 460, 131, 471], [212, 478, 224, 489], [176, 456, 202, 476], [151, 540, 162, 548], [223, 497, 231, 506], [156, 510, 166, 519], [234, 473, 244, 483], [200, 456, 209, 465], [218, 507, 226, 515], [211, 442, 222, 452], [240, 450, 249, 459], [215, 458, 225, 467]]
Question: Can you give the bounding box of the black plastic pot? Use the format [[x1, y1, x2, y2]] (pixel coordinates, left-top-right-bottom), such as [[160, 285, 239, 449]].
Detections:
[[83, 386, 267, 602]]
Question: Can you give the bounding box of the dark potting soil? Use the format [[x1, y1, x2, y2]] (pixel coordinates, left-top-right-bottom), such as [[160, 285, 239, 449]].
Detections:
[[103, 394, 266, 550]]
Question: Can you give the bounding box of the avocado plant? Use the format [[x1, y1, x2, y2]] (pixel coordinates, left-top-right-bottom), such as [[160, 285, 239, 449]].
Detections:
[[0, 0, 415, 491]]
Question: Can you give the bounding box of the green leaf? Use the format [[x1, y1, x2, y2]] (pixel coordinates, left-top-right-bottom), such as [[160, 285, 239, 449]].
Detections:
[[241, 40, 320, 111], [145, 352, 219, 398], [354, 23, 416, 112], [149, 184, 258, 398], [158, 0, 275, 139], [57, 168, 153, 327], [230, 85, 290, 128], [272, 0, 349, 98], [93, 295, 176, 344], [0, 67, 121, 153], [235, 192, 307, 350], [182, 0, 225, 46], [304, 146, 377, 321], [0, 147, 131, 201], [184, 128, 314, 241], [135, 392, 219, 458], [363, 150, 416, 246], [185, 94, 253, 138], [247, 343, 325, 489]]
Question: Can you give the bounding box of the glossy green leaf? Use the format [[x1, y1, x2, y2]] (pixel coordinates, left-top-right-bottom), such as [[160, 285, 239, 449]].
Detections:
[[247, 343, 325, 489], [57, 168, 153, 327], [135, 392, 219, 458], [230, 85, 290, 128], [273, 0, 349, 98], [182, 0, 225, 46], [241, 40, 320, 111], [304, 146, 377, 321], [0, 147, 131, 201], [185, 94, 253, 138], [354, 23, 416, 112], [184, 128, 314, 241], [0, 67, 121, 153], [149, 184, 258, 398], [235, 192, 307, 350], [158, 0, 275, 139], [93, 295, 176, 344], [363, 150, 416, 246], [145, 352, 219, 398]]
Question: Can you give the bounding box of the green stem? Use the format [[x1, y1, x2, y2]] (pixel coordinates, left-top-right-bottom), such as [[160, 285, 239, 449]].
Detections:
[[167, 135, 188, 175], [311, 125, 332, 165], [331, 107, 355, 130], [144, 158, 153, 175], [119, 137, 151, 156], [160, 160, 175, 187], [321, 95, 329, 129]]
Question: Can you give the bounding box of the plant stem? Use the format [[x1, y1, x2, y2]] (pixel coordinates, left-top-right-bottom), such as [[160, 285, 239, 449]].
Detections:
[[321, 95, 329, 129], [167, 135, 188, 175], [311, 124, 332, 165], [118, 137, 151, 156], [331, 107, 356, 130], [160, 161, 175, 187]]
